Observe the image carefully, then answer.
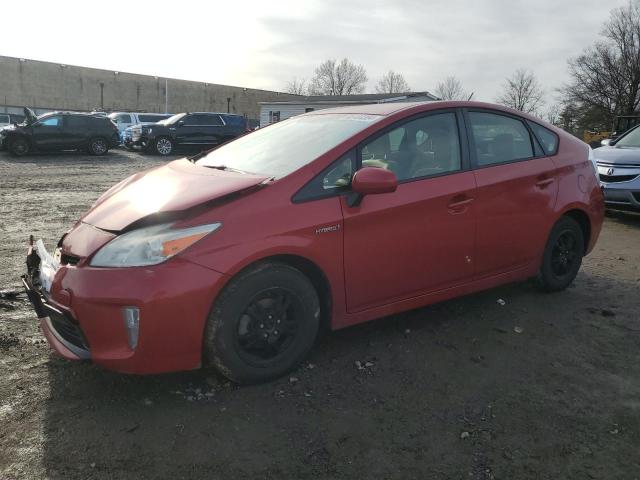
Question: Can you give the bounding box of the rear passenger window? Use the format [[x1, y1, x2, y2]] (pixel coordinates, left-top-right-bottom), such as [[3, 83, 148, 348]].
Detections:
[[66, 116, 88, 127], [190, 114, 223, 126], [468, 112, 533, 166], [527, 121, 559, 155]]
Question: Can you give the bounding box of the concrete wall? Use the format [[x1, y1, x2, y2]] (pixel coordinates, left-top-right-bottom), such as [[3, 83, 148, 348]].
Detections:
[[0, 55, 298, 120]]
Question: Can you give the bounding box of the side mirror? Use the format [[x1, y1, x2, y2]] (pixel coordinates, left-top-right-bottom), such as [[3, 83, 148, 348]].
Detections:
[[600, 138, 611, 146], [177, 120, 185, 127], [347, 167, 397, 207]]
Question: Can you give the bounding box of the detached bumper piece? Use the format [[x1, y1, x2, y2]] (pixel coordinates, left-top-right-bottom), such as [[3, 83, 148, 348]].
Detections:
[[22, 237, 90, 360], [22, 276, 91, 360]]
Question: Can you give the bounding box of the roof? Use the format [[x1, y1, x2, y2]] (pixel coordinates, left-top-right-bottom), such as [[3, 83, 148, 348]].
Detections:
[[305, 101, 436, 116], [303, 101, 556, 125], [260, 91, 438, 105]]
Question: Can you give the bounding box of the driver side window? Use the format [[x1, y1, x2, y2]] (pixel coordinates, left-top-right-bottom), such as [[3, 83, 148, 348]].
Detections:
[[40, 116, 62, 127], [359, 112, 461, 182]]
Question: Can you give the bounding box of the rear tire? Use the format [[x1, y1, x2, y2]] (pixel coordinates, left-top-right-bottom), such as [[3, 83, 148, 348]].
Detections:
[[154, 136, 173, 156], [88, 137, 109, 156], [204, 262, 320, 384], [9, 137, 29, 156], [537, 216, 584, 292]]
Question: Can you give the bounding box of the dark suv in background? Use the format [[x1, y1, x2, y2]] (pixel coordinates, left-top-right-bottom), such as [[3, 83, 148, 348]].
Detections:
[[126, 112, 248, 155], [0, 108, 119, 156]]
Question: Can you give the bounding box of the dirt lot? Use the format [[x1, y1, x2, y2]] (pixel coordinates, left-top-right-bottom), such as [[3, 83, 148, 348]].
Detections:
[[0, 149, 639, 479]]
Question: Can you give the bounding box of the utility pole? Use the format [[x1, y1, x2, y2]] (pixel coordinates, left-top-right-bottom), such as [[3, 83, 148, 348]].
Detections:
[[100, 83, 104, 110], [165, 78, 169, 114], [227, 97, 231, 113]]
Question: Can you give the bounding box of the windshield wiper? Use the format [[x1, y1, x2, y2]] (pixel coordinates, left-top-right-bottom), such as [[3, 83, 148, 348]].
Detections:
[[202, 165, 256, 175], [187, 150, 209, 163]]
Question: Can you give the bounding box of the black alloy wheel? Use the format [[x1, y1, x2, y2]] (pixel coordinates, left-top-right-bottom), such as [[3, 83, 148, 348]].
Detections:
[[204, 262, 320, 384], [234, 287, 302, 365], [537, 216, 584, 292], [89, 137, 108, 155]]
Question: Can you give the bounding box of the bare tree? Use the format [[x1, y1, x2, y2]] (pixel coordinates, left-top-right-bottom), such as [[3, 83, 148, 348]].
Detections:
[[375, 71, 410, 93], [435, 76, 468, 100], [544, 103, 563, 126], [561, 1, 640, 131], [496, 69, 544, 114], [308, 58, 368, 95], [285, 77, 307, 95]]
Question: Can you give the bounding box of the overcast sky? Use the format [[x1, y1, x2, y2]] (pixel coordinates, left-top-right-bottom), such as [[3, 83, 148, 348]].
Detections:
[[0, 0, 630, 109]]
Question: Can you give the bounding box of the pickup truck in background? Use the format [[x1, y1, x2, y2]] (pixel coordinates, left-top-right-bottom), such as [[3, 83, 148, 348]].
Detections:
[[108, 112, 173, 143], [0, 113, 26, 127]]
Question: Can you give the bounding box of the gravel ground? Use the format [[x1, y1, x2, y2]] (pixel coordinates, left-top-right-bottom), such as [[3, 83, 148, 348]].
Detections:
[[1, 149, 639, 479]]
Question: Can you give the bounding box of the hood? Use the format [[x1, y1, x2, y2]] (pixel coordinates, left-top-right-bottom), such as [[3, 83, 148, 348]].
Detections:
[[82, 159, 269, 231], [23, 107, 38, 125], [593, 145, 640, 165]]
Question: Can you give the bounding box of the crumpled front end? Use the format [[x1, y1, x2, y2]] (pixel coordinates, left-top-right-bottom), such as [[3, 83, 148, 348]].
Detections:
[[22, 225, 228, 374]]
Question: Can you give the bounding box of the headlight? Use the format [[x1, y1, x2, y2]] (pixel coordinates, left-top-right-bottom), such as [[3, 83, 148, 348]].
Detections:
[[90, 222, 221, 267]]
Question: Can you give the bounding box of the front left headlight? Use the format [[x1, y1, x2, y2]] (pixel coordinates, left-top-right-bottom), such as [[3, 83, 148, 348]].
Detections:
[[90, 222, 221, 267]]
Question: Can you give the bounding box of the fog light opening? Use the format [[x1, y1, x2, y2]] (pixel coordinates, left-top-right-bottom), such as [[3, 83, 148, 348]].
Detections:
[[123, 307, 140, 351]]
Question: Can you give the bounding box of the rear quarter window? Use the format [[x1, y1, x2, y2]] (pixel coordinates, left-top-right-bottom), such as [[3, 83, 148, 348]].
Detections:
[[224, 115, 246, 127], [527, 121, 559, 155]]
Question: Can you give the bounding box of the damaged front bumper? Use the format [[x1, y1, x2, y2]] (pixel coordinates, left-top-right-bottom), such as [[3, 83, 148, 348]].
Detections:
[[22, 237, 90, 360]]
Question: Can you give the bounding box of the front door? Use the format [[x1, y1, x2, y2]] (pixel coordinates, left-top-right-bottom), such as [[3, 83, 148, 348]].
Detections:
[[175, 114, 202, 145], [31, 115, 64, 151], [341, 111, 477, 313], [465, 110, 558, 276]]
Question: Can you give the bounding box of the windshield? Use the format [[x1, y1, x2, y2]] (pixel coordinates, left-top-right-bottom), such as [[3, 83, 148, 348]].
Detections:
[[196, 113, 381, 178], [614, 126, 640, 148], [158, 113, 185, 125]]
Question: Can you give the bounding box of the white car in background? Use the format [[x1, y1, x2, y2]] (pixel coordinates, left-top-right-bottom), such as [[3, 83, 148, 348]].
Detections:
[[108, 112, 173, 143]]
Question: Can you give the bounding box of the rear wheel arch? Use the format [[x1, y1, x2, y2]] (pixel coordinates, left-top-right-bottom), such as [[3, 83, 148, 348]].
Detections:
[[562, 209, 591, 255]]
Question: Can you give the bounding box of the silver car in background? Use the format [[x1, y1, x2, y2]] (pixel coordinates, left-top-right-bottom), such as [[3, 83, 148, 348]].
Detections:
[[593, 126, 640, 211]]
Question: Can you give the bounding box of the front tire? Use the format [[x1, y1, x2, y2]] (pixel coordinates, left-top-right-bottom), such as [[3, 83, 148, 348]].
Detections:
[[537, 216, 584, 292], [204, 262, 320, 384], [88, 137, 109, 156], [154, 136, 173, 156], [9, 137, 29, 156]]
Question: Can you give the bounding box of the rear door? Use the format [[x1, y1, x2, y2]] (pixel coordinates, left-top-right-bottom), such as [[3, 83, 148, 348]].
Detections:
[[341, 110, 477, 312], [62, 116, 89, 148], [199, 114, 226, 145], [465, 109, 558, 276]]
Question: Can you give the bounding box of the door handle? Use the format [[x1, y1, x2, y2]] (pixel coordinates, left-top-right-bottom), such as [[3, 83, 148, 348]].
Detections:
[[536, 177, 555, 188], [447, 196, 474, 214]]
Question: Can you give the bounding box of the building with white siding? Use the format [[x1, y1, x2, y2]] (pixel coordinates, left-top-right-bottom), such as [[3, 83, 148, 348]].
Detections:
[[259, 92, 438, 127]]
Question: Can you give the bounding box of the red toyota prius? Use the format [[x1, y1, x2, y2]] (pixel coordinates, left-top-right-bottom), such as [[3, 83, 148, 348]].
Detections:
[[23, 101, 604, 383]]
